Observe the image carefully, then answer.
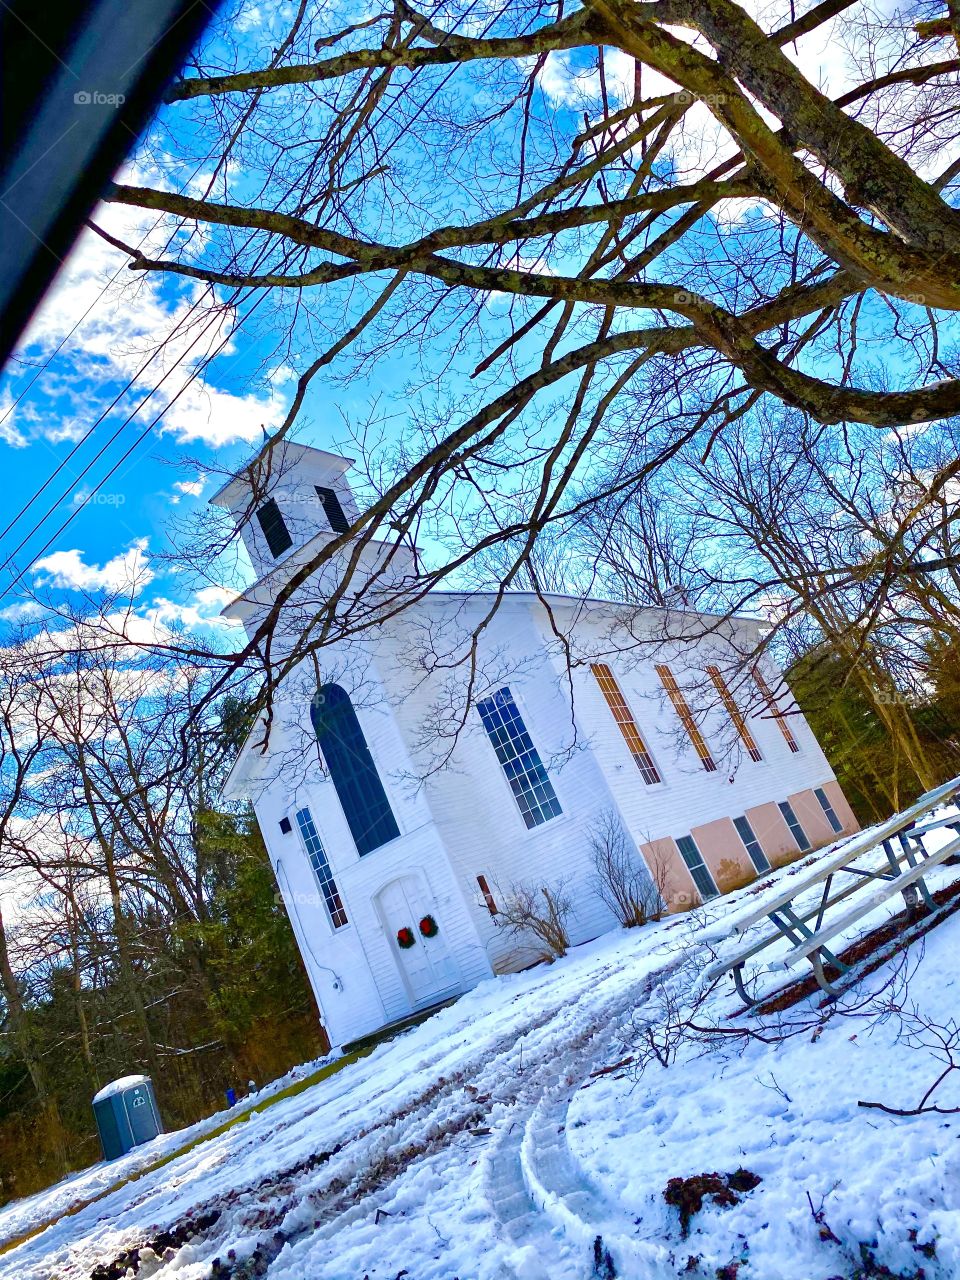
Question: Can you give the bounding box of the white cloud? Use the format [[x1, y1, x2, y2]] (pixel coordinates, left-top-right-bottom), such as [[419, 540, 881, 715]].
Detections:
[[13, 181, 286, 449], [194, 584, 236, 608], [0, 391, 29, 449], [147, 584, 239, 629], [171, 474, 208, 503], [31, 539, 155, 596], [0, 601, 45, 622], [713, 196, 777, 227], [43, 418, 89, 444], [536, 52, 597, 106]]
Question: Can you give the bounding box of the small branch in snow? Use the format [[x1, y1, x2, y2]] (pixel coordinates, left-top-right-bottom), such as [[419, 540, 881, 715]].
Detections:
[[858, 1097, 960, 1118], [589, 1056, 634, 1078], [756, 1072, 792, 1104], [857, 1004, 960, 1116], [805, 1189, 842, 1247]]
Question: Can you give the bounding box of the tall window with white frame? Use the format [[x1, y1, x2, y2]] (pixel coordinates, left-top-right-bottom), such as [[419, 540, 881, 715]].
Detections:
[[655, 664, 717, 772], [294, 807, 349, 928], [676, 835, 719, 901], [706, 665, 762, 762], [814, 787, 844, 834], [778, 800, 811, 851], [310, 683, 400, 856], [753, 666, 800, 753], [476, 687, 562, 829], [590, 663, 661, 784], [733, 815, 772, 873]]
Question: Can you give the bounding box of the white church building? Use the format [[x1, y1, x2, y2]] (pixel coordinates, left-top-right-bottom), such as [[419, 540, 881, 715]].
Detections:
[[216, 442, 859, 1050]]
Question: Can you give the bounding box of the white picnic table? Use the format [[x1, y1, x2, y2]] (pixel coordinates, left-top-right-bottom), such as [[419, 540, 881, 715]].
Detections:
[[705, 775, 960, 1003]]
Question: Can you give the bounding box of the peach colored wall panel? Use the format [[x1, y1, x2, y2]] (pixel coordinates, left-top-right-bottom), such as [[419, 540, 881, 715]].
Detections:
[[690, 816, 756, 894], [788, 788, 836, 849], [640, 837, 699, 914], [744, 801, 800, 867]]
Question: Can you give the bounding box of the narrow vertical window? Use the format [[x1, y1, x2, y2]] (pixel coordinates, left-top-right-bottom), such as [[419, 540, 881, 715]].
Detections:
[[477, 687, 562, 829], [814, 787, 843, 834], [706, 666, 762, 762], [753, 667, 800, 753], [315, 486, 349, 534], [256, 498, 293, 557], [676, 835, 719, 901], [311, 684, 400, 855], [591, 663, 661, 784], [294, 807, 348, 928], [655, 664, 717, 772], [778, 800, 811, 851], [733, 815, 771, 873], [477, 875, 498, 915]]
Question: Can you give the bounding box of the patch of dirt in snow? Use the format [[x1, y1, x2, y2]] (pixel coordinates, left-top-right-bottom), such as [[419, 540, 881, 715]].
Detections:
[[663, 1171, 762, 1239], [90, 1210, 222, 1280]]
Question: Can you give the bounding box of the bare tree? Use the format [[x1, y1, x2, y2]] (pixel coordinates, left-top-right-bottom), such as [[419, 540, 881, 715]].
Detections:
[[590, 810, 665, 927], [579, 410, 960, 794], [494, 879, 574, 961], [0, 639, 68, 1170], [68, 0, 960, 731]]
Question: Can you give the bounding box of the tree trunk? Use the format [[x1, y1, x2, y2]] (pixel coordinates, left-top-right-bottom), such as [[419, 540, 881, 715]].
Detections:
[[103, 851, 164, 1084], [0, 907, 68, 1173]]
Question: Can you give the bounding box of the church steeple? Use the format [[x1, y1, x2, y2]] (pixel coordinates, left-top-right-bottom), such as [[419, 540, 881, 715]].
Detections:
[[209, 439, 361, 581]]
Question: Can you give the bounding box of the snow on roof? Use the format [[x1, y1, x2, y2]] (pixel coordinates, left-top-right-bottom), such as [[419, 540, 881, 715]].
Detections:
[[92, 1075, 150, 1103]]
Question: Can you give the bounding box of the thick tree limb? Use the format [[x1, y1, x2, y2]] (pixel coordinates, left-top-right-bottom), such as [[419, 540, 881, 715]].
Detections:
[[165, 8, 602, 101], [647, 0, 960, 253]]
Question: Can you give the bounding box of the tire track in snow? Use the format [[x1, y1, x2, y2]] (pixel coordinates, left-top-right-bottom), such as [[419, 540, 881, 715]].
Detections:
[[482, 964, 679, 1280], [265, 957, 682, 1280], [8, 931, 692, 1280], [202, 951, 681, 1276]]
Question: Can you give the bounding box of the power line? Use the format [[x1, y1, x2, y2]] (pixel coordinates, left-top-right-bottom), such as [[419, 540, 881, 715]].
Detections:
[[0, 214, 279, 566], [0, 292, 231, 582], [0, 10, 475, 581], [0, 153, 216, 434], [0, 290, 270, 604], [0, 290, 213, 548]]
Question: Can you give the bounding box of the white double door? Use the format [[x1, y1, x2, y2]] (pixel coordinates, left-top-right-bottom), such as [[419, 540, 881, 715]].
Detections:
[[376, 875, 459, 1007]]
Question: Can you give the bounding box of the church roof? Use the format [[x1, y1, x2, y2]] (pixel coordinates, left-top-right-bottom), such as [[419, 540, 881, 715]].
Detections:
[[209, 439, 355, 509], [220, 576, 762, 626]]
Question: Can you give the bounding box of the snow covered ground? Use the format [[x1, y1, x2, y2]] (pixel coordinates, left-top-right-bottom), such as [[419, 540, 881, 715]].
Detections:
[[0, 1056, 337, 1249], [4, 809, 960, 1280]]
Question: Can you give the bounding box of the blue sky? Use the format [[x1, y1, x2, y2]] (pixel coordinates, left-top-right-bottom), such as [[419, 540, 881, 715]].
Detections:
[[0, 0, 413, 628], [0, 183, 416, 632], [0, 0, 941, 636]]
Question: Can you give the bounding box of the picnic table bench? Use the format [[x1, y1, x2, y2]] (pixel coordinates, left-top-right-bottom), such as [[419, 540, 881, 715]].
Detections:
[[704, 775, 960, 1004]]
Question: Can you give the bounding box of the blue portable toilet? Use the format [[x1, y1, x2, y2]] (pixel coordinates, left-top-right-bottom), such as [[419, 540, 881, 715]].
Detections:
[[92, 1075, 163, 1160]]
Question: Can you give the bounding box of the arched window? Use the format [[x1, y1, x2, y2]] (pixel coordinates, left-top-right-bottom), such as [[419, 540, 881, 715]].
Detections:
[[311, 684, 400, 855]]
